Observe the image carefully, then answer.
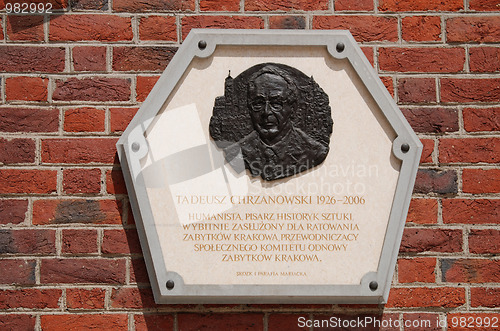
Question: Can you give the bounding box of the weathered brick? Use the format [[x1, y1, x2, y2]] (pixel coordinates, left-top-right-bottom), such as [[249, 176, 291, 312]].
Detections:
[[0, 46, 65, 72], [441, 78, 500, 103], [62, 229, 98, 254], [439, 138, 500, 163], [106, 169, 127, 194], [420, 139, 434, 163], [379, 0, 463, 11], [402, 313, 441, 331], [136, 76, 160, 102], [134, 314, 175, 331], [0, 169, 57, 194], [380, 76, 393, 96], [200, 0, 239, 11], [0, 199, 28, 224], [469, 229, 500, 254], [111, 287, 157, 308], [66, 288, 106, 309], [400, 228, 462, 253], [102, 229, 141, 255], [447, 17, 500, 43], [246, 0, 327, 10], [42, 138, 118, 164], [0, 259, 36, 284], [386, 287, 465, 308], [110, 107, 138, 132], [379, 48, 465, 72], [313, 16, 398, 42], [0, 138, 35, 164], [470, 0, 500, 11], [0, 108, 58, 133], [7, 15, 44, 41], [447, 313, 500, 330], [470, 47, 500, 72], [462, 169, 500, 193], [398, 78, 436, 103], [269, 16, 306, 29], [41, 258, 126, 284], [50, 15, 132, 41], [63, 168, 101, 194], [53, 77, 131, 102], [33, 199, 122, 225], [41, 314, 128, 330], [471, 288, 500, 308], [130, 258, 150, 284], [113, 0, 194, 11], [407, 198, 438, 224], [441, 259, 500, 283], [0, 315, 35, 330], [182, 16, 264, 40], [402, 16, 441, 41], [64, 108, 105, 133], [70, 0, 108, 10], [178, 313, 264, 331], [335, 0, 373, 11], [313, 313, 399, 329], [443, 199, 500, 224], [0, 229, 56, 254], [0, 289, 61, 309], [113, 47, 175, 72], [398, 258, 436, 283], [268, 314, 309, 330], [414, 169, 457, 194], [72, 46, 107, 72], [139, 16, 177, 41], [463, 107, 500, 132]]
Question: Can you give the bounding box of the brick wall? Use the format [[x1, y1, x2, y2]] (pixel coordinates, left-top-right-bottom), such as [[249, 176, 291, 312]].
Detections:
[[0, 0, 499, 330]]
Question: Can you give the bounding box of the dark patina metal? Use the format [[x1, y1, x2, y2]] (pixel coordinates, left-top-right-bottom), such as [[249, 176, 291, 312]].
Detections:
[[209, 63, 333, 181]]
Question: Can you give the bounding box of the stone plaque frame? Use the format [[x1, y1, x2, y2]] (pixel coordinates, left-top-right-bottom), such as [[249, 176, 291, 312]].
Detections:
[[117, 29, 422, 304]]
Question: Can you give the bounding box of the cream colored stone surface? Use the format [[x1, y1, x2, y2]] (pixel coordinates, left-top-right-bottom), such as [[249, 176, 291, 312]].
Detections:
[[141, 46, 401, 285]]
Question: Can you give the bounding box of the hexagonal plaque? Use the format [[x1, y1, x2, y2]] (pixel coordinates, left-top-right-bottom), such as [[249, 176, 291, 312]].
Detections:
[[117, 30, 421, 304]]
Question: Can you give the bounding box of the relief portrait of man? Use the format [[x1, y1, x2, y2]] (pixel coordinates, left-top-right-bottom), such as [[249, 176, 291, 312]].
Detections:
[[209, 63, 333, 181]]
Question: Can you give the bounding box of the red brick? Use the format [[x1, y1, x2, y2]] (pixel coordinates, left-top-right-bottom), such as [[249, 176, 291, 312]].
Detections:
[[182, 16, 264, 39], [113, 0, 194, 11], [0, 46, 65, 72], [111, 287, 157, 308], [386, 287, 465, 308], [0, 169, 57, 194], [447, 17, 500, 43], [102, 229, 142, 255], [402, 313, 441, 331], [0, 229, 56, 254], [0, 138, 35, 164], [41, 258, 126, 284], [64, 108, 105, 133], [379, 0, 463, 11], [442, 259, 500, 283], [137, 76, 160, 102], [0, 289, 61, 309], [50, 15, 132, 41], [447, 313, 500, 330], [470, 47, 500, 72], [407, 198, 438, 224], [443, 199, 500, 224], [63, 168, 101, 194], [398, 78, 436, 103], [0, 199, 28, 224], [53, 77, 131, 102], [130, 258, 150, 284], [70, 0, 108, 10], [134, 314, 175, 331], [313, 313, 399, 330], [441, 78, 500, 103], [414, 169, 457, 194], [335, 0, 373, 11], [380, 76, 393, 96], [72, 46, 107, 72], [400, 228, 462, 253], [469, 229, 500, 254], [379, 48, 465, 72], [113, 47, 176, 72], [246, 0, 327, 10], [6, 76, 48, 101], [462, 168, 500, 193], [139, 16, 177, 41], [110, 107, 138, 132], [42, 138, 118, 164], [178, 313, 264, 331], [470, 0, 500, 11], [0, 315, 35, 330], [66, 288, 105, 309], [268, 314, 308, 331], [3, 0, 69, 9], [439, 138, 500, 163], [471, 288, 500, 308], [463, 107, 500, 132], [41, 314, 128, 330], [420, 139, 434, 163], [0, 108, 58, 133], [33, 199, 122, 225], [0, 259, 36, 284], [398, 258, 436, 283], [106, 169, 127, 194], [62, 229, 98, 254], [200, 0, 239, 11], [313, 16, 398, 42], [7, 15, 44, 41], [269, 16, 306, 29], [402, 16, 441, 41]]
